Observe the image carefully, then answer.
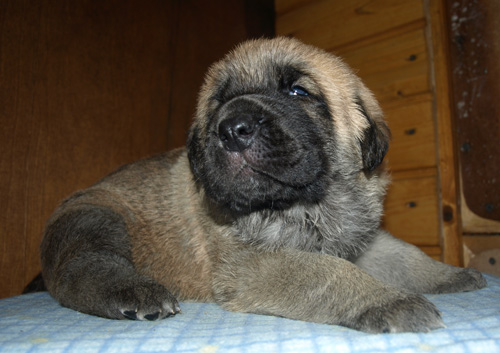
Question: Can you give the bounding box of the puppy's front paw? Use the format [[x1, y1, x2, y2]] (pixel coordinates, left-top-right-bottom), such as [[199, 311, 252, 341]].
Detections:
[[433, 268, 487, 294], [353, 294, 444, 333], [109, 280, 180, 321]]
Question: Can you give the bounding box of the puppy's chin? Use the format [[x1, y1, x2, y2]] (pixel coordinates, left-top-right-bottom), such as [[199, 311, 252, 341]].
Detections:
[[204, 178, 324, 216], [220, 146, 324, 188], [199, 149, 329, 215]]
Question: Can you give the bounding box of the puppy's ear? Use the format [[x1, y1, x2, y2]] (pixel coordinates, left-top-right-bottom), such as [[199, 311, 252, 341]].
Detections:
[[355, 96, 391, 172]]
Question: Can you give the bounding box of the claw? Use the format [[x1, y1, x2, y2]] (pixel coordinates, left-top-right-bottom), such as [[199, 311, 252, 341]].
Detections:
[[122, 309, 138, 320], [144, 311, 161, 321]]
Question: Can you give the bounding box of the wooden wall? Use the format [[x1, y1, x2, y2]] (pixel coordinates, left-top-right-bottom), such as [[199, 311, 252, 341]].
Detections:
[[446, 0, 500, 266], [276, 0, 461, 264], [4, 0, 486, 299], [446, 0, 500, 233], [0, 0, 273, 299]]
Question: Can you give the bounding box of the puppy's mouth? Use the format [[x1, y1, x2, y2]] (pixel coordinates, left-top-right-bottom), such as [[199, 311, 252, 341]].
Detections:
[[217, 116, 319, 188], [224, 149, 311, 188]]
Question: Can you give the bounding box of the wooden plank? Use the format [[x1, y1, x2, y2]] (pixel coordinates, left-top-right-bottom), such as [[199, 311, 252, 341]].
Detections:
[[0, 0, 173, 298], [167, 1, 248, 150], [337, 29, 430, 104], [461, 188, 500, 234], [426, 0, 463, 266], [419, 246, 442, 261], [463, 235, 500, 254], [166, 0, 275, 150], [276, 0, 424, 51], [447, 0, 500, 223], [391, 166, 437, 181], [383, 175, 440, 246], [463, 235, 500, 269], [381, 92, 433, 110], [383, 99, 437, 171], [332, 19, 427, 54], [337, 29, 428, 79], [420, 246, 442, 255], [275, 0, 312, 15], [363, 63, 429, 104]]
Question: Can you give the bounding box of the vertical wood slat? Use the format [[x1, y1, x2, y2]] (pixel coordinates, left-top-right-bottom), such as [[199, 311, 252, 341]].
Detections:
[[425, 0, 463, 266]]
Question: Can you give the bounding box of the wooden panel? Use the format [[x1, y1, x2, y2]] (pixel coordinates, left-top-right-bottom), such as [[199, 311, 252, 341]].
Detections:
[[463, 235, 500, 255], [383, 174, 440, 246], [463, 235, 500, 270], [383, 98, 437, 171], [275, 0, 311, 14], [427, 0, 463, 266], [166, 0, 275, 150], [420, 246, 442, 261], [463, 235, 500, 267], [447, 0, 500, 223], [0, 0, 174, 299], [276, 0, 424, 50], [338, 29, 430, 104], [461, 191, 500, 234]]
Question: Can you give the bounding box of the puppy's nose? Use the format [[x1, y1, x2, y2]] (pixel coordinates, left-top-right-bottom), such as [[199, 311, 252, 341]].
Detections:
[[218, 114, 260, 152]]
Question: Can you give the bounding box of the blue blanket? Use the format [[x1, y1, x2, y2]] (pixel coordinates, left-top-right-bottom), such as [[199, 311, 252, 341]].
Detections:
[[1, 274, 500, 353]]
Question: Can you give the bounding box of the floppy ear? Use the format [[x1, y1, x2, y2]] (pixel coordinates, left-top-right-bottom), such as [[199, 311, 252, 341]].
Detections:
[[355, 96, 391, 172]]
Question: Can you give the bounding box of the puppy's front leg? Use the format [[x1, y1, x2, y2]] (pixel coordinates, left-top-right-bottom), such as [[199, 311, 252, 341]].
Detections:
[[41, 203, 179, 321], [354, 231, 487, 294], [213, 248, 444, 333]]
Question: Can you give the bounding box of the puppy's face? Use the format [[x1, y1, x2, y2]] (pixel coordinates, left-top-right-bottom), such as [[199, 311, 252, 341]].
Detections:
[[188, 38, 389, 214]]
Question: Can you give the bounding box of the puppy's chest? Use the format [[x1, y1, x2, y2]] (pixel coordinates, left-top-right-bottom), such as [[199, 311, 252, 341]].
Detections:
[[235, 212, 365, 259]]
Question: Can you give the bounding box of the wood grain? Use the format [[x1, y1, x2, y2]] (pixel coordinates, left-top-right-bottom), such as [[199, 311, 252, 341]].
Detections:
[[276, 0, 424, 51], [165, 0, 274, 150], [0, 0, 174, 298], [461, 188, 500, 234], [338, 29, 430, 104], [275, 0, 312, 15], [426, 0, 463, 266], [420, 246, 442, 260], [447, 0, 500, 223], [383, 174, 440, 246], [384, 99, 437, 171]]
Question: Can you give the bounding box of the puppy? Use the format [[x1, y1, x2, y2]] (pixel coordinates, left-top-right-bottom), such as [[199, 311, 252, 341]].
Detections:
[[40, 37, 486, 333]]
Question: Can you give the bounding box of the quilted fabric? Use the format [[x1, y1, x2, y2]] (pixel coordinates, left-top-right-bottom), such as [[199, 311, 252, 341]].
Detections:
[[1, 274, 500, 353]]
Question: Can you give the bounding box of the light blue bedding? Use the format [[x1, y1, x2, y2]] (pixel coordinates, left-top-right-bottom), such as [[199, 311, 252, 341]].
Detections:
[[1, 274, 500, 353]]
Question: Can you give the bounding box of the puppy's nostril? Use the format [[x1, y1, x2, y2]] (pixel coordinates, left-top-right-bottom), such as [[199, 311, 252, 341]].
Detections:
[[218, 114, 260, 152], [235, 123, 254, 136]]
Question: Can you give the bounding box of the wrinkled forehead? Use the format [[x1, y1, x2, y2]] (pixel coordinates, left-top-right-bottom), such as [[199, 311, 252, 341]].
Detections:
[[216, 48, 308, 91], [208, 39, 353, 97]]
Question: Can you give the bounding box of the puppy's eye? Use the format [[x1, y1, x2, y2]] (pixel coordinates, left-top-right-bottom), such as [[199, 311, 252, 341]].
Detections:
[[289, 85, 309, 96]]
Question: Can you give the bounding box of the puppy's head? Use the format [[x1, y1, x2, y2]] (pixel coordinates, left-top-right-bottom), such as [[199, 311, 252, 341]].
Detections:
[[188, 37, 390, 214]]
